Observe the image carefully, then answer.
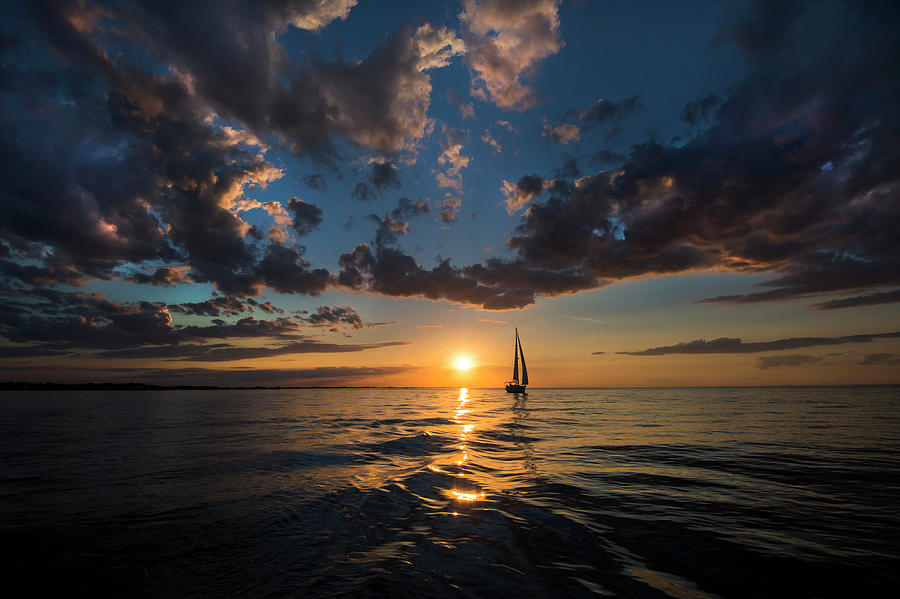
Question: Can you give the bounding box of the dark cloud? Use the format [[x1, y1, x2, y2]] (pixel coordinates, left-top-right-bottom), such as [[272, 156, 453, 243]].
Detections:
[[502, 174, 548, 213], [338, 242, 599, 310], [756, 354, 822, 369], [169, 297, 253, 317], [810, 289, 900, 311], [368, 197, 430, 247], [369, 161, 401, 190], [335, 186, 601, 310], [254, 300, 284, 314], [286, 198, 323, 237], [680, 94, 719, 126], [437, 196, 462, 223], [619, 331, 900, 356], [489, 0, 900, 305], [351, 161, 401, 201], [97, 340, 407, 362], [107, 3, 460, 157], [716, 0, 808, 58], [301, 305, 365, 330], [126, 267, 189, 287], [577, 95, 643, 128], [0, 6, 335, 297], [0, 365, 418, 387], [4, 0, 899, 321], [543, 96, 642, 146], [0, 2, 465, 299], [0, 258, 85, 287], [859, 353, 900, 366], [0, 286, 406, 363]]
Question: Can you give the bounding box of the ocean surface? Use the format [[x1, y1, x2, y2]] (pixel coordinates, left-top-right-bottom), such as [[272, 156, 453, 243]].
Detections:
[[1, 387, 899, 598]]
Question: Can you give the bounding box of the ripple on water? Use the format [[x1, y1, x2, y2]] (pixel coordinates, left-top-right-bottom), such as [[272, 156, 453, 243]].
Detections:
[[1, 386, 898, 597]]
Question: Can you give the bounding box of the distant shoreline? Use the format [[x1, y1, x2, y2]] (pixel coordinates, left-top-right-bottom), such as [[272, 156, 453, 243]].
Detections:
[[1, 381, 897, 391], [0, 382, 397, 391]]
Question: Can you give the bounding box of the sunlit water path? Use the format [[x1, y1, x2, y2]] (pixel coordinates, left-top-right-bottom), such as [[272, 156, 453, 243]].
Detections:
[[1, 387, 898, 597]]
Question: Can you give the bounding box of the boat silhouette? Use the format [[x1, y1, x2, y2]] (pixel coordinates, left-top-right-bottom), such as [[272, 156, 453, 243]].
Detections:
[[505, 328, 528, 393]]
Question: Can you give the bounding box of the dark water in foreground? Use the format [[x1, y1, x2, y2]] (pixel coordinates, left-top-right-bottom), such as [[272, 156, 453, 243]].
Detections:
[[1, 387, 899, 598]]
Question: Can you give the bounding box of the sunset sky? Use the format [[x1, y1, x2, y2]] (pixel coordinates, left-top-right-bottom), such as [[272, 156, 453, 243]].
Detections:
[[1, 0, 898, 387]]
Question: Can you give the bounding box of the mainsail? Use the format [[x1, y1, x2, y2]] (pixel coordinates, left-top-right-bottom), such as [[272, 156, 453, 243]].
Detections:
[[519, 334, 528, 386]]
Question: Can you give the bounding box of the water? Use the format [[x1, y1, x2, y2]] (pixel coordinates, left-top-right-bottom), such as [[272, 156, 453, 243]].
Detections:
[[1, 387, 899, 598]]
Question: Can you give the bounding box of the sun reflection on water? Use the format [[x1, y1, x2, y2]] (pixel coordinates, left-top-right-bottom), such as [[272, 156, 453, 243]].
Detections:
[[451, 490, 485, 502], [444, 387, 486, 510]]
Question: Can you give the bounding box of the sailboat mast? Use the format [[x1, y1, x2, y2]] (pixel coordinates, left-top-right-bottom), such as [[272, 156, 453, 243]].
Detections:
[[512, 328, 519, 382]]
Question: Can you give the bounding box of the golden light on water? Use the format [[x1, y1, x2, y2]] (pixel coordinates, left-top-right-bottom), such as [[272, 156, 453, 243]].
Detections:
[[443, 387, 487, 506], [451, 490, 485, 502]]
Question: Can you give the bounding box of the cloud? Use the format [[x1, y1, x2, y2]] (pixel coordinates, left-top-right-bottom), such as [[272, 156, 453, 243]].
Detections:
[[618, 331, 900, 356], [460, 0, 562, 110], [542, 123, 580, 144], [337, 243, 599, 310], [543, 96, 642, 145], [351, 160, 402, 201], [7, 0, 899, 319], [481, 130, 502, 154], [438, 195, 463, 223], [680, 93, 719, 126], [286, 198, 324, 237], [756, 354, 822, 369], [0, 4, 470, 301], [0, 286, 408, 363], [117, 5, 460, 156], [501, 174, 548, 213], [494, 0, 900, 304], [0, 365, 417, 387], [303, 306, 370, 329], [435, 142, 470, 190], [0, 8, 338, 297], [98, 340, 407, 362], [306, 22, 464, 155], [367, 197, 430, 247], [578, 95, 643, 128], [169, 296, 254, 317], [369, 161, 402, 190], [170, 296, 289, 317], [1, 258, 87, 287], [126, 266, 190, 287], [859, 353, 900, 366], [810, 288, 900, 310], [287, 0, 358, 31]]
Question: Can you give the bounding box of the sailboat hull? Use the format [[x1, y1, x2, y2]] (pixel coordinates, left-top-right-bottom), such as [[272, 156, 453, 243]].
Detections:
[[505, 383, 527, 393]]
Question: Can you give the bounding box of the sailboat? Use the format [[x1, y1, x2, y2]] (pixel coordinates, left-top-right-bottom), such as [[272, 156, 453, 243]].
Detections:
[[505, 328, 528, 393]]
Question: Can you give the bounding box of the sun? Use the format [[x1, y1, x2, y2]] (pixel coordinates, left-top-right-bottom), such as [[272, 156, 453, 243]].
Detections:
[[454, 355, 473, 371]]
